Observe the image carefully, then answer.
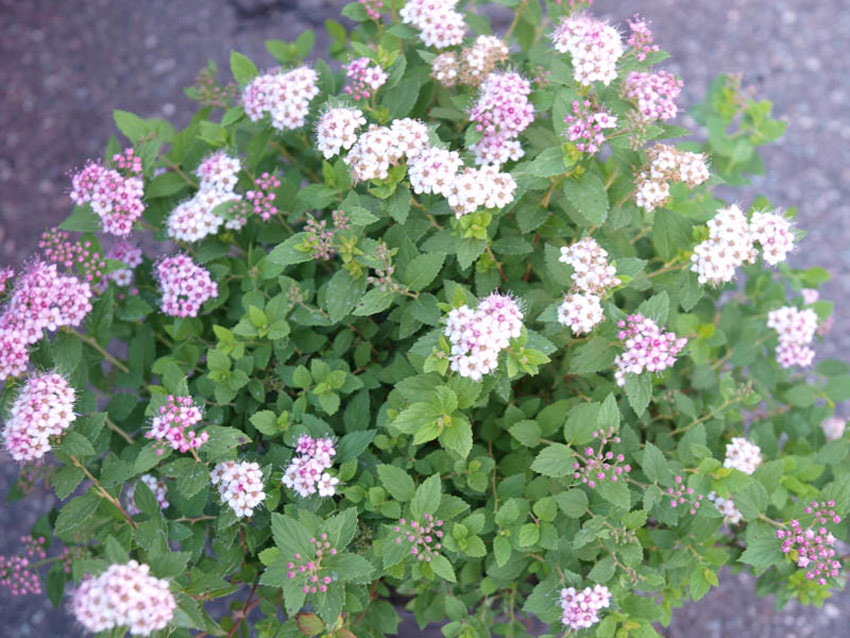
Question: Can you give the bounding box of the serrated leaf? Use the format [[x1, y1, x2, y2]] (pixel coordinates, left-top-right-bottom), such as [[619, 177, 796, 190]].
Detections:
[[377, 464, 416, 502], [563, 173, 609, 225], [531, 444, 573, 477], [411, 474, 442, 519]]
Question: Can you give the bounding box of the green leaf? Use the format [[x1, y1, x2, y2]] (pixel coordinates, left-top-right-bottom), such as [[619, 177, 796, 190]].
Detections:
[[352, 289, 396, 316], [569, 337, 615, 374], [230, 51, 258, 84], [641, 442, 668, 483], [376, 465, 416, 502], [60, 206, 101, 232], [637, 291, 670, 325], [518, 523, 540, 547], [411, 474, 442, 519], [531, 444, 573, 477], [267, 233, 313, 267], [596, 479, 631, 509], [652, 209, 692, 261], [625, 373, 653, 416], [324, 553, 374, 583], [113, 109, 148, 142], [439, 414, 473, 459], [429, 554, 456, 583], [493, 536, 512, 567], [55, 493, 101, 538], [563, 172, 609, 225], [509, 419, 541, 447], [588, 556, 616, 583], [554, 489, 588, 518], [404, 253, 445, 292], [336, 430, 376, 462], [250, 410, 279, 436]]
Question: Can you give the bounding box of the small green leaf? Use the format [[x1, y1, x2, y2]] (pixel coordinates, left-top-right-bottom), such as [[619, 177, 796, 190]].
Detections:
[[230, 51, 258, 84], [531, 444, 573, 477]]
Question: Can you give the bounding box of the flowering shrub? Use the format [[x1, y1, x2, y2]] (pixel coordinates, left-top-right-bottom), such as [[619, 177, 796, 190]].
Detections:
[[1, 1, 848, 636]]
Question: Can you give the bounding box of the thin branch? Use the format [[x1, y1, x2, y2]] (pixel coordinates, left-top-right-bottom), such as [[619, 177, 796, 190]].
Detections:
[[70, 455, 137, 528]]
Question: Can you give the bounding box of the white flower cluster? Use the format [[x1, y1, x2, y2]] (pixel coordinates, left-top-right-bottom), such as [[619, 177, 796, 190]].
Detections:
[[431, 52, 459, 87], [556, 238, 620, 335], [707, 491, 743, 525], [408, 147, 463, 197], [316, 107, 366, 159], [282, 435, 339, 498], [551, 14, 624, 86], [634, 144, 710, 212], [461, 35, 509, 86], [400, 0, 465, 49], [210, 460, 266, 518], [71, 560, 176, 636], [822, 417, 846, 442], [767, 305, 819, 368], [723, 437, 762, 475], [166, 151, 243, 242], [445, 293, 523, 381], [126, 474, 170, 516], [559, 585, 611, 631], [344, 120, 429, 183], [445, 165, 517, 217], [242, 66, 319, 131], [691, 206, 797, 286]]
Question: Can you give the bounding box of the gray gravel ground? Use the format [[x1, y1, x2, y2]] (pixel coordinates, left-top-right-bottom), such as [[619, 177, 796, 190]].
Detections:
[[1, 0, 848, 636]]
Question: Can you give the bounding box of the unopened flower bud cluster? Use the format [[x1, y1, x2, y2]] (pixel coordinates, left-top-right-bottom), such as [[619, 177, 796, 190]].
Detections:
[[211, 460, 266, 518], [3, 372, 76, 463], [767, 305, 818, 369], [667, 475, 704, 515], [777, 500, 842, 585], [393, 513, 444, 562], [285, 533, 338, 594], [39, 229, 107, 284], [626, 15, 660, 61], [282, 435, 339, 498], [572, 427, 632, 488], [444, 293, 523, 381], [559, 584, 612, 631], [71, 560, 176, 636]]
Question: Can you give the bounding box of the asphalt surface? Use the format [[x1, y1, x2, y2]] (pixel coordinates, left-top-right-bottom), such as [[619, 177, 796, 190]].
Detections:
[[0, 0, 848, 636]]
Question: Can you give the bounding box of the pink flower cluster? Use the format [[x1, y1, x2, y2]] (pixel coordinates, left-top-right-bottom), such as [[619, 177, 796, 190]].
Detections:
[[557, 293, 604, 335], [723, 437, 762, 475], [708, 491, 743, 525], [623, 70, 683, 122], [71, 560, 176, 636], [358, 0, 383, 20], [106, 241, 143, 288], [146, 394, 207, 454], [767, 306, 818, 369], [211, 460, 266, 518], [777, 501, 842, 585], [0, 267, 13, 296], [821, 417, 845, 441], [316, 107, 366, 159], [468, 72, 534, 166], [245, 172, 281, 221], [572, 426, 631, 488], [559, 584, 611, 631], [801, 288, 819, 305], [242, 66, 319, 131], [282, 435, 339, 498], [344, 57, 388, 101], [559, 238, 621, 296], [154, 253, 218, 318], [551, 14, 624, 86], [408, 147, 462, 197], [634, 144, 710, 211], [564, 100, 618, 155], [626, 15, 660, 61], [167, 151, 243, 242], [399, 0, 465, 49], [393, 513, 444, 562], [0, 554, 42, 596], [2, 371, 76, 463], [126, 474, 170, 516], [667, 475, 704, 515], [444, 292, 524, 381], [285, 533, 337, 594], [69, 149, 145, 237], [39, 229, 107, 284], [613, 314, 687, 386]]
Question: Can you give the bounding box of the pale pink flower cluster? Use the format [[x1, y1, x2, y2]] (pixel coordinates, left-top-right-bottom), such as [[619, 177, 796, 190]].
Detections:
[[446, 165, 517, 217], [245, 172, 281, 221], [557, 293, 604, 335], [551, 14, 624, 86], [777, 500, 842, 585], [559, 238, 621, 296], [282, 434, 339, 498], [707, 491, 743, 525], [408, 147, 463, 197], [284, 533, 337, 594], [626, 15, 660, 61], [821, 417, 845, 441], [106, 241, 143, 288], [623, 70, 683, 122], [572, 427, 631, 488], [667, 475, 704, 516], [433, 35, 509, 87], [564, 100, 618, 155], [39, 229, 107, 284], [399, 0, 465, 49], [391, 118, 431, 160], [344, 57, 388, 101], [316, 107, 367, 159], [801, 288, 820, 305], [154, 253, 218, 318], [2, 372, 76, 463], [634, 144, 710, 211], [242, 66, 319, 131], [468, 71, 534, 166], [126, 474, 170, 516], [393, 513, 444, 562], [559, 585, 611, 631], [0, 262, 92, 381], [166, 151, 243, 242], [431, 53, 460, 87], [767, 306, 818, 369], [345, 122, 427, 183], [750, 211, 795, 265], [723, 436, 762, 475], [69, 149, 145, 237], [71, 560, 176, 636], [614, 314, 687, 386], [210, 460, 266, 518], [147, 394, 208, 454], [444, 292, 523, 381], [690, 205, 757, 286]]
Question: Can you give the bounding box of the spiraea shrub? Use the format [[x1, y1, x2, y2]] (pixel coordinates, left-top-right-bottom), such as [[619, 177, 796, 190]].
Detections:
[[1, 1, 848, 636]]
